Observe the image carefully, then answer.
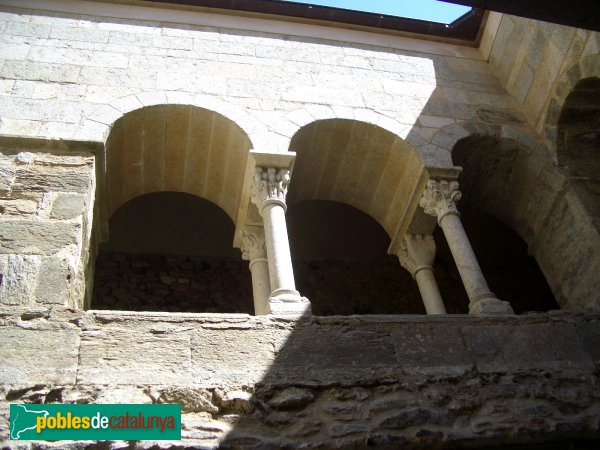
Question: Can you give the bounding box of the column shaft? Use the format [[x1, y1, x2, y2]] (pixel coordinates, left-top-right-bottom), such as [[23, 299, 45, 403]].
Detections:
[[414, 269, 446, 314], [438, 213, 494, 304], [249, 258, 270, 315], [419, 179, 513, 315], [262, 201, 299, 298]]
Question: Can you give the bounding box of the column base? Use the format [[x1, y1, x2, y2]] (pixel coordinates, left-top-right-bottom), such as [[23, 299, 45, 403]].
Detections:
[[469, 298, 514, 316], [269, 296, 311, 315]]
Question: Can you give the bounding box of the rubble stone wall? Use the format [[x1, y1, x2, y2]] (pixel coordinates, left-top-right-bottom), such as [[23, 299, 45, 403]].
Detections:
[[1, 307, 599, 449]]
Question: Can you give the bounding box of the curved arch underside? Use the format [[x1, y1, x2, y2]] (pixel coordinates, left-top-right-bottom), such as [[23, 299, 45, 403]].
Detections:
[[288, 119, 425, 238], [105, 104, 252, 223], [557, 77, 600, 179]]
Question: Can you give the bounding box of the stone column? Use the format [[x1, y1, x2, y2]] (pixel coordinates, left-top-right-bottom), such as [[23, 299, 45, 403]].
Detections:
[[397, 234, 446, 314], [250, 167, 310, 315], [240, 227, 271, 316], [420, 179, 513, 315]]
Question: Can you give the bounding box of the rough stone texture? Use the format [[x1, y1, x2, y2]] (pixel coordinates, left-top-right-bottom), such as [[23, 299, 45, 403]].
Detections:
[[0, 307, 599, 449], [0, 146, 94, 308], [92, 252, 254, 314]]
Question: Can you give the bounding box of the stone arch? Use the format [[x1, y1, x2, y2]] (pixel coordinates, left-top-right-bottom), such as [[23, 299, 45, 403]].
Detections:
[[557, 77, 600, 174], [544, 53, 600, 158], [98, 104, 253, 240], [78, 91, 264, 147], [287, 118, 426, 240], [269, 107, 412, 154], [450, 134, 585, 310]]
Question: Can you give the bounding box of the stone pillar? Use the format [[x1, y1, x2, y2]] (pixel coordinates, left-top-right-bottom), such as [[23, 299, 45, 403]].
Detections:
[[250, 167, 310, 315], [397, 234, 446, 314], [240, 227, 271, 316], [420, 179, 513, 315]]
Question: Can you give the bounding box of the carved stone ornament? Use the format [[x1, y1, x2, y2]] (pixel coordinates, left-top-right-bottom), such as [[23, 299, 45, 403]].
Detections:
[[250, 167, 291, 213], [397, 234, 436, 277], [419, 179, 462, 223], [240, 228, 267, 261]]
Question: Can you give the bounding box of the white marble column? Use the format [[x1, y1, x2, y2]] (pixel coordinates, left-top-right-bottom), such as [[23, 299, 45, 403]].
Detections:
[[240, 227, 271, 315], [250, 167, 310, 315], [420, 179, 513, 315], [397, 234, 446, 315]]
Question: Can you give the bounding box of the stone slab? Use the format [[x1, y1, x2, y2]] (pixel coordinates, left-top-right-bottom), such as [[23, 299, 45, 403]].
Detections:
[[77, 327, 193, 385], [0, 324, 79, 385], [191, 328, 276, 385], [462, 322, 595, 373], [391, 323, 474, 371], [0, 220, 80, 255]]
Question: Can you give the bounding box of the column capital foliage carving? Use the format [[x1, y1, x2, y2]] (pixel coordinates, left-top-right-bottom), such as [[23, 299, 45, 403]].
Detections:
[[240, 227, 266, 261], [250, 167, 291, 213], [419, 179, 462, 222], [397, 234, 436, 277]]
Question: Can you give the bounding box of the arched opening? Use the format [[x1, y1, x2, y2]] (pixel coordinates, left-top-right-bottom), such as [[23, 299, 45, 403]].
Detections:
[[288, 119, 425, 238], [286, 119, 427, 315], [557, 77, 600, 227], [93, 192, 253, 313], [434, 209, 559, 314], [287, 200, 424, 315], [451, 135, 559, 313], [90, 104, 253, 312]]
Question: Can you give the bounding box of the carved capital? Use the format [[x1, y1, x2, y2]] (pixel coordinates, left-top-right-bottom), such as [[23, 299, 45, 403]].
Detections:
[[419, 179, 462, 223], [240, 227, 267, 262], [397, 234, 436, 278], [250, 167, 290, 214]]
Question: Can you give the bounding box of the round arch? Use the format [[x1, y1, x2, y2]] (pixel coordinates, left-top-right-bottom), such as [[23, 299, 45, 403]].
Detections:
[[287, 118, 425, 239], [544, 53, 600, 157], [100, 104, 253, 238], [557, 77, 600, 178], [451, 134, 562, 310], [78, 91, 264, 145]]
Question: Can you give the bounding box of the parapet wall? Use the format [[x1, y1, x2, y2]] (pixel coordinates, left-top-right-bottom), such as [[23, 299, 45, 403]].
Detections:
[[1, 307, 599, 448]]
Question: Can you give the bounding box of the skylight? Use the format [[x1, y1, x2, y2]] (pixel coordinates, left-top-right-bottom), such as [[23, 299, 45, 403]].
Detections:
[[278, 0, 472, 24]]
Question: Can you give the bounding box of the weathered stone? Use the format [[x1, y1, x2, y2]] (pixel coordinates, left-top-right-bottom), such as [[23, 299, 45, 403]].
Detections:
[[391, 323, 473, 372], [13, 166, 92, 193], [220, 390, 254, 414], [269, 387, 315, 410], [0, 163, 16, 191], [0, 220, 80, 255], [96, 386, 152, 404], [159, 387, 218, 414], [78, 327, 192, 385], [379, 408, 441, 429], [0, 325, 79, 384], [0, 197, 38, 216], [191, 328, 274, 385], [462, 323, 594, 373], [268, 328, 398, 383], [50, 193, 85, 220], [577, 320, 600, 365], [0, 254, 39, 305], [34, 257, 71, 305]]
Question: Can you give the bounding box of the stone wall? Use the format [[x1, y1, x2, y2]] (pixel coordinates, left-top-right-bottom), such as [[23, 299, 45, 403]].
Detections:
[[0, 140, 96, 309], [488, 14, 600, 149], [93, 252, 255, 313], [1, 307, 599, 449]]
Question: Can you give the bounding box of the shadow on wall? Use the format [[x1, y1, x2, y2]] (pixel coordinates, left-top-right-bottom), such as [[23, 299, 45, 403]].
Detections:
[[557, 77, 600, 230]]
